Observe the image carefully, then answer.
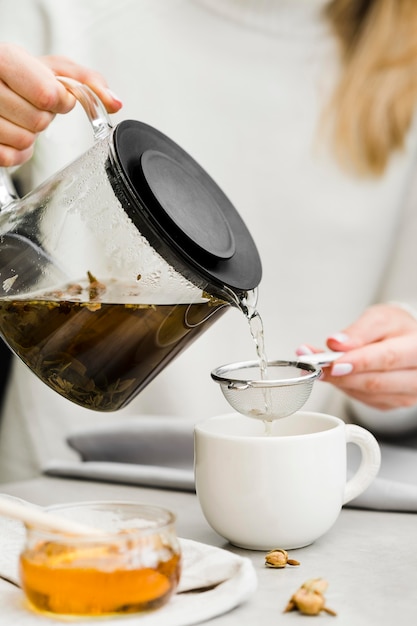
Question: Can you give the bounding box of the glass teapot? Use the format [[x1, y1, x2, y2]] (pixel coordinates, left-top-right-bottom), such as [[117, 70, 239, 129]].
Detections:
[[0, 79, 262, 411]]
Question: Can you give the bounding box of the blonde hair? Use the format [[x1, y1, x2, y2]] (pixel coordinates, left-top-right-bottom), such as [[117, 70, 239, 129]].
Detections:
[[325, 0, 417, 175]]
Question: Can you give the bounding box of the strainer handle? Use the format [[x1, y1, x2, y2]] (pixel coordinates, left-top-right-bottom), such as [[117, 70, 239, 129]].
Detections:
[[297, 351, 345, 367]]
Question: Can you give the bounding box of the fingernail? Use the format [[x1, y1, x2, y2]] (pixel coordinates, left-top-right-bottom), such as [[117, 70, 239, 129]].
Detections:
[[328, 332, 350, 345], [295, 344, 313, 356], [107, 88, 123, 104], [331, 362, 353, 376]]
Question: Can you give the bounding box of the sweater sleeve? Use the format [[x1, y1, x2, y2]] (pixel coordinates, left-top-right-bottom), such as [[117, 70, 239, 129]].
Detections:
[[375, 152, 417, 310], [346, 155, 417, 439]]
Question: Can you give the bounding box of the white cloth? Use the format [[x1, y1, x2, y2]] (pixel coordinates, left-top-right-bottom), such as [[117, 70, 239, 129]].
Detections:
[[0, 503, 257, 626], [1, 0, 417, 482]]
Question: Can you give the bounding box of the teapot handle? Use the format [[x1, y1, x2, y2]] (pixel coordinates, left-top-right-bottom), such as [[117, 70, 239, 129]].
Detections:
[[56, 76, 113, 141], [0, 76, 113, 212]]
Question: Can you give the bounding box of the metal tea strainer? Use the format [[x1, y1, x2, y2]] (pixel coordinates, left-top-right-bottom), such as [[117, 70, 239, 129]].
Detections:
[[211, 360, 322, 421]]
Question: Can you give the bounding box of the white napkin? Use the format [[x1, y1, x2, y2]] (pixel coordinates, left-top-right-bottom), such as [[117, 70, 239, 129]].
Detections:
[[44, 416, 417, 512], [0, 508, 257, 626]]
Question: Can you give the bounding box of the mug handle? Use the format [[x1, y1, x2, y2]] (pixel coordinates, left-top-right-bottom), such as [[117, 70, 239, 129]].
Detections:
[[342, 424, 381, 504]]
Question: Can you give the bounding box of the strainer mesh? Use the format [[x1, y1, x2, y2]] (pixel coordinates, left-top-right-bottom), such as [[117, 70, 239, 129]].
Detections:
[[212, 360, 321, 420], [219, 380, 315, 420]]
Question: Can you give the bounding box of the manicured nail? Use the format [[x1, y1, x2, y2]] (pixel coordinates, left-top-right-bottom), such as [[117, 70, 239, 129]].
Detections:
[[107, 88, 123, 104], [328, 332, 350, 345], [295, 344, 313, 356], [331, 363, 353, 376]]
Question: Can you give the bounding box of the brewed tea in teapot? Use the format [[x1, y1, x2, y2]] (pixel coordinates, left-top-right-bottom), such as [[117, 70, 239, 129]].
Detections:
[[0, 79, 262, 411]]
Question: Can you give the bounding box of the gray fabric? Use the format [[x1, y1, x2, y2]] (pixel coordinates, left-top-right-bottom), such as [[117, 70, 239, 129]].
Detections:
[[67, 418, 194, 469], [348, 440, 417, 511], [48, 417, 195, 491], [44, 460, 195, 492], [43, 417, 417, 511]]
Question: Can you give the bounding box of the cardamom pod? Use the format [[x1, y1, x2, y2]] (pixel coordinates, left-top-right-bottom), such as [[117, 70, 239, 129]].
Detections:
[[265, 548, 300, 569]]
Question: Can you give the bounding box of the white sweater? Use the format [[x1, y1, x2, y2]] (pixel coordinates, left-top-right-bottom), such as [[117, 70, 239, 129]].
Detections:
[[1, 0, 417, 481]]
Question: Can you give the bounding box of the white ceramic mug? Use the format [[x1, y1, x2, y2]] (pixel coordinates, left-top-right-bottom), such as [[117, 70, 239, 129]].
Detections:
[[194, 411, 381, 550]]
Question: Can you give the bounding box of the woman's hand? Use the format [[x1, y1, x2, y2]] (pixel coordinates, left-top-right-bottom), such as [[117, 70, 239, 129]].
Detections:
[[0, 43, 122, 167], [297, 303, 417, 410]]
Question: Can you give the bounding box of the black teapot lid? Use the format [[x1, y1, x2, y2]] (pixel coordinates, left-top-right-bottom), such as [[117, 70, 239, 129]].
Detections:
[[109, 120, 262, 293]]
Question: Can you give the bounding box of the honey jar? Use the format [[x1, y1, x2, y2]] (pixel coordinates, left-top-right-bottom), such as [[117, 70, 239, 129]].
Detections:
[[19, 501, 181, 617]]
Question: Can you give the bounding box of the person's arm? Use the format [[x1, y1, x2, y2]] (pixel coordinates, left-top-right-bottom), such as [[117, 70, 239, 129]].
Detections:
[[0, 42, 122, 167]]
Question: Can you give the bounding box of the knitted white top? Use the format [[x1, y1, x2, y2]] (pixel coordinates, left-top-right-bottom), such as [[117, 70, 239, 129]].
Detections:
[[1, 0, 417, 480]]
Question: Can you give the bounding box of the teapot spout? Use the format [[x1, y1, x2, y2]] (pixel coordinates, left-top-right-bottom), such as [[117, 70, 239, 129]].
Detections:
[[221, 285, 259, 318]]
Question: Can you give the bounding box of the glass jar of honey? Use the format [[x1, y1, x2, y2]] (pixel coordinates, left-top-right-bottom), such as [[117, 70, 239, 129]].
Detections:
[[19, 501, 181, 617]]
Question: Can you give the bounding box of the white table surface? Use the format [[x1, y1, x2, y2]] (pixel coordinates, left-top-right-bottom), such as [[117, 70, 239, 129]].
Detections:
[[1, 475, 416, 625]]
